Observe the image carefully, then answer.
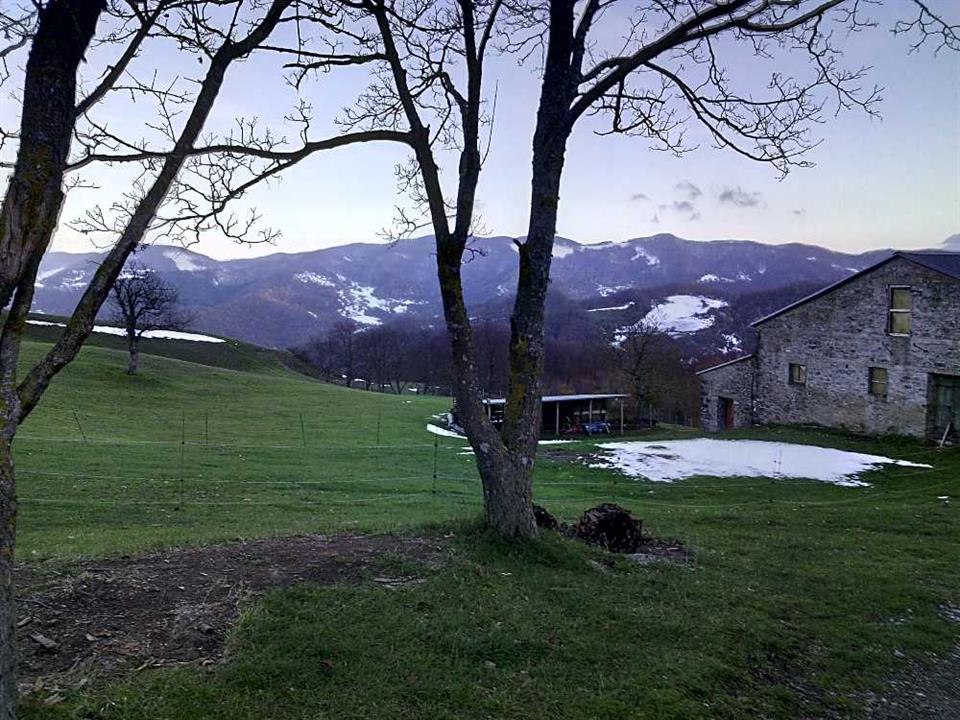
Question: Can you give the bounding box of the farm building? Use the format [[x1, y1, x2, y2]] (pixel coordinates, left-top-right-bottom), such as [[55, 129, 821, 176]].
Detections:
[[478, 393, 628, 436], [698, 251, 960, 442]]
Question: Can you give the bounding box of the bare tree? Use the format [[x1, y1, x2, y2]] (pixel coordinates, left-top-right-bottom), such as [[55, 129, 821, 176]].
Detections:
[[294, 333, 342, 382], [611, 317, 682, 426], [301, 0, 948, 537], [355, 325, 408, 393], [330, 320, 360, 385], [109, 265, 190, 374], [0, 5, 105, 715], [0, 2, 320, 715], [469, 0, 955, 535]]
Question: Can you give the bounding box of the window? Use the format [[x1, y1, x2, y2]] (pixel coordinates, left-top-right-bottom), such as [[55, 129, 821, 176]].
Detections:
[[888, 286, 911, 335], [788, 363, 807, 386], [868, 367, 888, 397]]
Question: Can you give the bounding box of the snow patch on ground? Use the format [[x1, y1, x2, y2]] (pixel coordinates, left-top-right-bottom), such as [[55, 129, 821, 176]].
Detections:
[[335, 279, 420, 326], [720, 333, 741, 354], [589, 439, 931, 486], [27, 320, 224, 343], [165, 250, 205, 272], [596, 284, 631, 297], [426, 424, 466, 438], [295, 271, 335, 287], [38, 267, 65, 282], [641, 295, 727, 335], [630, 246, 659, 265], [587, 302, 635, 313], [57, 269, 89, 289], [553, 243, 575, 259]]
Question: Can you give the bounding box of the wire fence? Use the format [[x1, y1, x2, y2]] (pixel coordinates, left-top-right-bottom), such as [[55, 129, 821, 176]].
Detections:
[[13, 407, 957, 518]]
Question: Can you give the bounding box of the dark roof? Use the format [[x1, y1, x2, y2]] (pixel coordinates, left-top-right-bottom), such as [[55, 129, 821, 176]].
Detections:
[[899, 252, 960, 280], [752, 251, 960, 327], [696, 354, 754, 376]]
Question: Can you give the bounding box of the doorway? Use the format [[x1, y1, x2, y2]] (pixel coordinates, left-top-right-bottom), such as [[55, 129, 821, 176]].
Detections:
[[928, 374, 960, 443], [718, 397, 735, 431]]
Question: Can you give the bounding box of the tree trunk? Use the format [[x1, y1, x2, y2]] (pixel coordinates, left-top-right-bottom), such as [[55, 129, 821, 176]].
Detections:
[[127, 333, 140, 375], [484, 0, 579, 539], [434, 245, 537, 537], [478, 448, 538, 537], [0, 3, 106, 718], [0, 437, 15, 720]]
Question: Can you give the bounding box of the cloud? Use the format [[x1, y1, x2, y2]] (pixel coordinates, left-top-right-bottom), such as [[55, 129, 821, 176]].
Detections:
[[630, 192, 649, 202], [689, 212, 701, 221], [792, 208, 807, 216], [675, 180, 702, 200], [672, 200, 695, 213], [651, 213, 660, 224], [717, 186, 763, 208]]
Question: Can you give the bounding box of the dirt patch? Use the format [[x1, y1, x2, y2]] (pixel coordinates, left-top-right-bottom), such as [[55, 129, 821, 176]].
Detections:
[[538, 448, 584, 463], [15, 533, 448, 698], [863, 644, 960, 718], [624, 537, 694, 566]]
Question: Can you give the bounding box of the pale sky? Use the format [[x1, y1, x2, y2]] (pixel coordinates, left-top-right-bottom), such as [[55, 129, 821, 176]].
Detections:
[[3, 2, 959, 259]]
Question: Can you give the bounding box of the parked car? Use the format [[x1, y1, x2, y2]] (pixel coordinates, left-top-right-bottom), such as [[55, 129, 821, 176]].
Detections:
[[583, 421, 612, 435]]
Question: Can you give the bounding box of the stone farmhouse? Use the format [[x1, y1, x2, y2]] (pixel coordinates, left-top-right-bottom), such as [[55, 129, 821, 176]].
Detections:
[[697, 252, 960, 442]]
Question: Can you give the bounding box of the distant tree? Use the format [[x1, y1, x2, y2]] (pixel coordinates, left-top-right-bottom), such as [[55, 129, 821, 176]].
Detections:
[[355, 325, 407, 393], [611, 318, 685, 426], [109, 265, 190, 374], [329, 321, 360, 386], [294, 333, 341, 383], [612, 319, 666, 421]]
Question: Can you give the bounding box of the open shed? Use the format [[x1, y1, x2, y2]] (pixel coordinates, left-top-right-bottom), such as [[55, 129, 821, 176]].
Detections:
[[482, 393, 628, 436]]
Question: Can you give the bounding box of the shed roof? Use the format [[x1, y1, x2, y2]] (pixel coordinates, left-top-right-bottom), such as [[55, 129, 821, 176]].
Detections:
[[482, 393, 628, 406], [751, 251, 960, 327]]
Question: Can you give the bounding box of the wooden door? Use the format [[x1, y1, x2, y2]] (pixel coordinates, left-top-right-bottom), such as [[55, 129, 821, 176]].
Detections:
[[719, 397, 735, 431]]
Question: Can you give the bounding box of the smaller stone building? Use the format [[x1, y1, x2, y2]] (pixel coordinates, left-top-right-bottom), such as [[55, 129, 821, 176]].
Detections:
[[698, 252, 960, 441]]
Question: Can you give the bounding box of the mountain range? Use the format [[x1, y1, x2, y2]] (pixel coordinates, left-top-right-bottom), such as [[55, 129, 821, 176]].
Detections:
[[34, 233, 954, 357]]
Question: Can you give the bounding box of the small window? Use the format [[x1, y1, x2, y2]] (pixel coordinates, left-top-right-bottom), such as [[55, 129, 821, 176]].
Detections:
[[888, 287, 911, 335], [868, 367, 888, 397], [788, 363, 807, 386]]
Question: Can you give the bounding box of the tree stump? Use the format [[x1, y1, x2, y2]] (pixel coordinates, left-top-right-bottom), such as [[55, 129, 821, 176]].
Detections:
[[574, 503, 643, 553]]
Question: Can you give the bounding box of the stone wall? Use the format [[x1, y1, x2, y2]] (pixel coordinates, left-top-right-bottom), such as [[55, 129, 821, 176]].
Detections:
[[698, 355, 756, 431], [753, 256, 960, 438]]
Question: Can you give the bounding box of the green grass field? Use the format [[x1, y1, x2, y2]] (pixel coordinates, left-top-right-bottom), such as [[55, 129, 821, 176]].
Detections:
[[13, 332, 960, 719]]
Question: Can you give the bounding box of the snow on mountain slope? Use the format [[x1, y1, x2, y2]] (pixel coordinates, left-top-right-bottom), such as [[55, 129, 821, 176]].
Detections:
[[34, 233, 907, 350], [643, 295, 728, 334]]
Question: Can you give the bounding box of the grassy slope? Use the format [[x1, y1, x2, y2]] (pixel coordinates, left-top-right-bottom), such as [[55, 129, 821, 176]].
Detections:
[[22, 315, 296, 374], [14, 339, 960, 719]]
